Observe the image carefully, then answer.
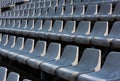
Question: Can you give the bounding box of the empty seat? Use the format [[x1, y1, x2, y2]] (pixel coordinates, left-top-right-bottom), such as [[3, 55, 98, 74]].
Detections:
[[51, 0, 58, 6], [54, 6, 64, 19], [60, 21, 76, 41], [40, 45, 79, 75], [36, 20, 52, 38], [83, 4, 98, 20], [0, 36, 16, 57], [16, 40, 46, 64], [97, 3, 112, 20], [57, 48, 101, 81], [6, 72, 19, 81], [47, 20, 63, 40], [0, 34, 8, 48], [78, 52, 120, 81], [0, 67, 7, 81], [62, 5, 73, 20], [27, 42, 61, 69], [72, 5, 85, 20], [92, 21, 120, 47], [58, 0, 65, 6], [16, 39, 34, 62], [7, 37, 24, 60], [46, 7, 55, 19], [65, 0, 73, 5], [74, 21, 108, 44], [62, 21, 90, 42]]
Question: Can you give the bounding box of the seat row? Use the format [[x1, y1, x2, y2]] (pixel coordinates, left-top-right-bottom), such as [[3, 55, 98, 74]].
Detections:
[[0, 67, 31, 81], [0, 34, 120, 81], [13, 0, 117, 10], [1, 19, 120, 48], [0, 0, 28, 8], [1, 2, 120, 21]]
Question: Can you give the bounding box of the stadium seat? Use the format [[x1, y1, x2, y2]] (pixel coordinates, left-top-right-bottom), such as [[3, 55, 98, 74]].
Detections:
[[40, 45, 79, 75], [6, 72, 20, 81], [78, 52, 120, 81], [16, 40, 46, 64], [47, 20, 63, 40], [92, 21, 120, 47], [0, 67, 7, 81], [74, 21, 108, 44], [56, 48, 101, 81], [27, 42, 61, 69], [62, 21, 90, 42]]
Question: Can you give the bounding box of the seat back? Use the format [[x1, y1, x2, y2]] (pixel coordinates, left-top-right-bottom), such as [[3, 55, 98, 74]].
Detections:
[[35, 2, 40, 8], [75, 21, 91, 35], [90, 21, 108, 36], [102, 52, 120, 73], [32, 40, 46, 56], [24, 10, 29, 17], [1, 34, 8, 46], [14, 20, 21, 28], [47, 7, 55, 16], [35, 8, 41, 16], [41, 8, 47, 16], [62, 21, 76, 34], [63, 5, 73, 16], [65, 0, 73, 5], [50, 20, 63, 33], [45, 43, 61, 60], [98, 3, 112, 15], [59, 45, 79, 65], [6, 72, 19, 81], [46, 0, 51, 7], [113, 2, 120, 15], [58, 0, 65, 6], [13, 37, 24, 50], [51, 0, 58, 6], [109, 21, 120, 36], [40, 1, 45, 8], [55, 6, 64, 16], [33, 20, 43, 30], [19, 20, 27, 29], [85, 4, 98, 15], [27, 20, 34, 30], [6, 36, 16, 48], [74, 5, 85, 16], [78, 48, 101, 71], [41, 20, 52, 31], [22, 39, 34, 53], [29, 9, 35, 17], [0, 67, 7, 81]]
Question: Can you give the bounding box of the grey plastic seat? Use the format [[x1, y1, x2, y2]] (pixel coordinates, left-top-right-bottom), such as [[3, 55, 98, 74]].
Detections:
[[60, 21, 76, 41], [113, 2, 120, 20], [36, 20, 52, 38], [7, 37, 24, 60], [34, 8, 41, 17], [47, 20, 63, 40], [27, 42, 61, 69], [78, 52, 120, 81], [16, 40, 46, 64], [97, 3, 112, 20], [92, 21, 120, 47], [46, 7, 55, 19], [0, 36, 16, 57], [29, 9, 35, 17], [40, 8, 47, 19], [83, 4, 98, 20], [40, 1, 45, 8], [6, 72, 19, 81], [62, 5, 73, 20], [23, 10, 29, 18], [57, 48, 101, 81], [35, 2, 40, 8], [63, 21, 90, 42], [32, 20, 43, 31], [54, 6, 64, 19], [17, 20, 27, 31], [40, 45, 79, 75], [46, 0, 51, 7], [19, 10, 24, 17], [74, 21, 108, 44], [0, 67, 7, 81], [16, 39, 34, 62], [0, 34, 8, 48], [72, 5, 85, 20]]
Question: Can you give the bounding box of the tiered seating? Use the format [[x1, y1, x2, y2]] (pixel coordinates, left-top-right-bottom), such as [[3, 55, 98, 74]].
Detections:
[[1, 0, 120, 81], [0, 67, 30, 81]]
